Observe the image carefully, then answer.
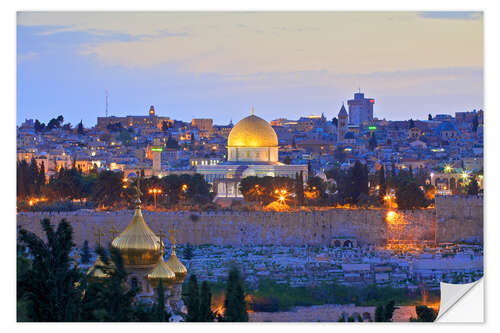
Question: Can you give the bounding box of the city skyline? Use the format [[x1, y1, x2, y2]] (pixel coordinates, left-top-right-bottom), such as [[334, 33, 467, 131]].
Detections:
[[17, 11, 483, 126]]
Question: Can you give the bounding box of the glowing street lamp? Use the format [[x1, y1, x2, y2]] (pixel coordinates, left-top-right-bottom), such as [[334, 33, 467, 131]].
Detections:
[[181, 184, 188, 192], [444, 165, 453, 173], [148, 188, 162, 209]]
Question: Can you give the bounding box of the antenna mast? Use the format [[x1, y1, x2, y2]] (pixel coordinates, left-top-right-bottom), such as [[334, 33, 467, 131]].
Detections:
[[105, 90, 109, 117]]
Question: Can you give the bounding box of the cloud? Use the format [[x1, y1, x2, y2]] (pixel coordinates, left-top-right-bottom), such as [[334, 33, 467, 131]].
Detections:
[[18, 12, 483, 76]]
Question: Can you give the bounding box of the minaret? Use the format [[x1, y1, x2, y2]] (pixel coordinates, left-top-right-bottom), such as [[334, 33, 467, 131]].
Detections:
[[337, 103, 348, 143]]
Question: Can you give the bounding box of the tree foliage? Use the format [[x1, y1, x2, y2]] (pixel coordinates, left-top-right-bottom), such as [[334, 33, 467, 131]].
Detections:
[[17, 218, 83, 321], [223, 268, 248, 322], [410, 305, 437, 322]]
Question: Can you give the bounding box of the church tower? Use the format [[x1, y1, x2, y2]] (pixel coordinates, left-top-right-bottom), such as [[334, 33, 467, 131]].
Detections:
[[337, 104, 348, 143]]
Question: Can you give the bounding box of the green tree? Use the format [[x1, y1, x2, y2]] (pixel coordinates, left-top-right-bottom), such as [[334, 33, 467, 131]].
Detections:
[[183, 274, 201, 322], [17, 218, 83, 321], [375, 305, 385, 322], [80, 240, 91, 264], [396, 181, 427, 210], [199, 281, 215, 322], [223, 268, 248, 322], [384, 300, 396, 322], [332, 117, 338, 127], [81, 246, 138, 321], [428, 114, 432, 121], [91, 170, 123, 208], [466, 178, 480, 195], [410, 305, 437, 322], [77, 120, 85, 135], [152, 280, 171, 322]]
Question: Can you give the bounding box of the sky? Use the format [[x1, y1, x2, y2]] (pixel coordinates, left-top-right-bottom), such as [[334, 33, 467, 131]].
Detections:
[[17, 11, 483, 127]]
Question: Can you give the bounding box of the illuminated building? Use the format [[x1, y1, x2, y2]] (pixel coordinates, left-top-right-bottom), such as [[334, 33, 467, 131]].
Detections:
[[97, 105, 173, 130], [151, 137, 162, 176], [196, 108, 308, 199], [347, 91, 375, 126]]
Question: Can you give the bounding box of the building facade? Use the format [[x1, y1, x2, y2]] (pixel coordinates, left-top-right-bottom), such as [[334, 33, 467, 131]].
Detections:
[[347, 92, 375, 126]]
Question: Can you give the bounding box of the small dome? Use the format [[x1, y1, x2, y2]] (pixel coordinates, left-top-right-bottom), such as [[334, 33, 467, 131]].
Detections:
[[227, 114, 278, 147], [166, 248, 188, 283], [87, 255, 111, 280], [147, 255, 176, 288], [111, 205, 162, 267]]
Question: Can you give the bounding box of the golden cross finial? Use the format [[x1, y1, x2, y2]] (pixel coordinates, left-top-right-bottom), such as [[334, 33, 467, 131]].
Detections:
[[135, 176, 143, 200], [110, 224, 120, 239], [251, 106, 254, 115], [158, 228, 166, 241], [72, 250, 80, 267], [157, 229, 166, 252], [93, 228, 104, 247], [169, 228, 177, 248]]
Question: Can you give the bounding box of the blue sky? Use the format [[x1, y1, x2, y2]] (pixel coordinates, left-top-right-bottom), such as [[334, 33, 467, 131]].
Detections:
[[17, 12, 483, 127]]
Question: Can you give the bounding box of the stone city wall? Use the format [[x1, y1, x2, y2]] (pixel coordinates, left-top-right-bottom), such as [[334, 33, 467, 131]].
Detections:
[[16, 208, 429, 248], [435, 195, 483, 243], [16, 196, 482, 248]]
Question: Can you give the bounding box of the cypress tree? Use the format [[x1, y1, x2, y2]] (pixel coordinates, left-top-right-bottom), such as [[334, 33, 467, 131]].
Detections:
[[183, 274, 200, 322], [39, 161, 46, 189], [80, 240, 91, 264], [29, 157, 39, 196], [199, 281, 215, 322], [152, 280, 170, 322], [375, 305, 385, 322], [384, 300, 396, 322], [223, 268, 248, 322]]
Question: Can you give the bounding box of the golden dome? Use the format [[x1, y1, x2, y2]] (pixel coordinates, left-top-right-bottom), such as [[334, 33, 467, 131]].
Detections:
[[166, 248, 188, 283], [87, 255, 111, 280], [111, 205, 162, 267], [227, 114, 278, 148], [147, 255, 176, 288]]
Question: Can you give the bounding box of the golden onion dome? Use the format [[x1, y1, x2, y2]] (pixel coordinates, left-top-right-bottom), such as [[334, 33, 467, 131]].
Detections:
[[147, 255, 176, 288], [111, 204, 162, 267], [227, 114, 278, 148], [87, 255, 111, 280], [166, 248, 188, 283]]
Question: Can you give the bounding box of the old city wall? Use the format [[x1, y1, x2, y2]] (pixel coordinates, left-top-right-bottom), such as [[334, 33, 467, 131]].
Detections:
[[16, 196, 482, 247], [435, 195, 483, 243], [18, 208, 436, 248]]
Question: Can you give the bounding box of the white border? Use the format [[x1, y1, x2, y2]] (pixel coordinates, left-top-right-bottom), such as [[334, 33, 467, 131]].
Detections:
[[2, 1, 499, 332]]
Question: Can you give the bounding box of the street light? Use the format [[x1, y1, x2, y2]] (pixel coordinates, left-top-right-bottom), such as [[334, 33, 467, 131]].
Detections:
[[148, 188, 162, 209]]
